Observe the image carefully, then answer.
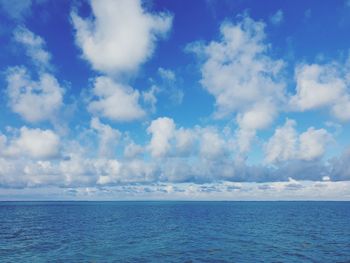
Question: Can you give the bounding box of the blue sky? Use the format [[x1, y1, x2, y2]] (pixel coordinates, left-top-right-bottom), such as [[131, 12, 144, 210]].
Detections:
[[1, 0, 350, 200]]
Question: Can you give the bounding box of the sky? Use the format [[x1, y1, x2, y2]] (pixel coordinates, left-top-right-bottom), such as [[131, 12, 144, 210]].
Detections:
[[0, 0, 350, 200]]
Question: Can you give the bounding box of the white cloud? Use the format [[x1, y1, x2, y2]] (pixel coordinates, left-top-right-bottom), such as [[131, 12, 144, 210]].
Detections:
[[57, 157, 124, 187], [124, 142, 144, 158], [265, 119, 297, 163], [6, 27, 65, 125], [236, 102, 276, 131], [298, 127, 332, 160], [88, 76, 145, 121], [143, 118, 236, 183], [270, 10, 284, 25], [0, 118, 344, 190], [291, 64, 345, 110], [14, 26, 51, 69], [5, 66, 64, 123], [72, 0, 173, 119], [3, 127, 60, 159], [120, 159, 157, 183], [199, 128, 226, 159], [190, 15, 286, 153], [95, 159, 122, 185], [236, 102, 277, 153], [147, 117, 175, 158], [290, 63, 350, 121], [145, 117, 235, 167], [331, 97, 350, 121], [90, 117, 121, 158], [265, 119, 332, 163], [192, 15, 285, 118], [174, 128, 195, 154], [146, 117, 228, 160], [71, 0, 172, 75]]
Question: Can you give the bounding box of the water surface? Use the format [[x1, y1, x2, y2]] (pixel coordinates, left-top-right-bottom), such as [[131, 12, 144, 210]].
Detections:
[[0, 201, 349, 262]]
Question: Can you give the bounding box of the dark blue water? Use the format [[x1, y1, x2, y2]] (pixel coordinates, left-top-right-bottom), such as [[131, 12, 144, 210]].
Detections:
[[0, 201, 349, 262]]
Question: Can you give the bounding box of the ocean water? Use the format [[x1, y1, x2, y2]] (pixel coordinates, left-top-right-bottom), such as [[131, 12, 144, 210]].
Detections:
[[0, 201, 349, 262]]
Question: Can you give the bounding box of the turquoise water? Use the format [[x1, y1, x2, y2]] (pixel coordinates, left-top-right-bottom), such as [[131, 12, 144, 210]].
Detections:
[[0, 201, 349, 262]]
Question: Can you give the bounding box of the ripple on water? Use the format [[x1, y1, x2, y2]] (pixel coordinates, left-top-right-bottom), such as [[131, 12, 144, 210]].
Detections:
[[0, 201, 349, 262]]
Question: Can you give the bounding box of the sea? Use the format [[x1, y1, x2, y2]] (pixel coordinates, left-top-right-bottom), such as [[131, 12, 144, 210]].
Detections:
[[0, 201, 349, 262]]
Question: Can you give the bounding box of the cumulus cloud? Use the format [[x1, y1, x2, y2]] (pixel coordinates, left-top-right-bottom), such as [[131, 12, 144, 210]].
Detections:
[[265, 119, 332, 163], [146, 117, 230, 161], [0, 117, 344, 190], [58, 156, 157, 187], [236, 102, 277, 153], [5, 27, 65, 125], [2, 127, 60, 159], [72, 0, 173, 120], [90, 117, 121, 158], [88, 76, 145, 121], [290, 63, 350, 121], [291, 64, 344, 109], [5, 67, 64, 123], [143, 117, 238, 182], [265, 119, 297, 163], [14, 26, 51, 69], [199, 128, 227, 159], [71, 0, 172, 75], [174, 127, 195, 155], [190, 15, 286, 153], [298, 128, 332, 160], [48, 157, 123, 187], [95, 159, 122, 185], [147, 117, 176, 158], [191, 15, 285, 117], [331, 96, 350, 121], [124, 142, 144, 159]]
